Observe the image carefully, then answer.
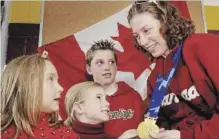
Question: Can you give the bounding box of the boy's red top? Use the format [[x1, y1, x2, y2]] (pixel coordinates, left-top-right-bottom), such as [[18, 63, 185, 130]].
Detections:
[[147, 33, 219, 139], [1, 113, 79, 139], [104, 82, 146, 137]]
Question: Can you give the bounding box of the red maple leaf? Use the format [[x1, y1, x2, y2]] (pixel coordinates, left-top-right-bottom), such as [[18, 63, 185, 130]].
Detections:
[[112, 23, 151, 79]]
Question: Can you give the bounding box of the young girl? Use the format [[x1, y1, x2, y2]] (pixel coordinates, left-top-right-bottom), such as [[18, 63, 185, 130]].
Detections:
[[1, 55, 78, 139], [65, 81, 138, 139], [65, 81, 115, 139], [128, 1, 219, 139], [85, 40, 146, 138]]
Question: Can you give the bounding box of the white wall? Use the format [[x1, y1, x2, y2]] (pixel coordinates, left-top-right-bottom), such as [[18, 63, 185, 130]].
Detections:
[[1, 1, 10, 73], [203, 0, 219, 6], [38, 1, 45, 47]]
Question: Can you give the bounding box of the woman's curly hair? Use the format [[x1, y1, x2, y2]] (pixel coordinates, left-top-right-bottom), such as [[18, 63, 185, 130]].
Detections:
[[127, 1, 195, 59]]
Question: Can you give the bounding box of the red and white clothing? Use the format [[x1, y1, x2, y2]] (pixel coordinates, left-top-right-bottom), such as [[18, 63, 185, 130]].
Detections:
[[105, 82, 146, 137], [147, 33, 219, 139], [73, 120, 116, 139], [1, 113, 79, 139]]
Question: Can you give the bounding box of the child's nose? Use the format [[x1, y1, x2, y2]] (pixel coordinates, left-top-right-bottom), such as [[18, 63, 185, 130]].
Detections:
[[105, 99, 110, 107], [57, 83, 64, 93]]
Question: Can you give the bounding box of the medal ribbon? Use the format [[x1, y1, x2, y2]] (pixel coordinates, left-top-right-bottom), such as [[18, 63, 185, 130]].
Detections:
[[146, 43, 183, 118]]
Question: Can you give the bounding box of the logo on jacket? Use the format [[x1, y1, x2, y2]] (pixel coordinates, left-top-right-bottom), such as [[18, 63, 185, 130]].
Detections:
[[161, 85, 200, 107], [109, 109, 134, 120]]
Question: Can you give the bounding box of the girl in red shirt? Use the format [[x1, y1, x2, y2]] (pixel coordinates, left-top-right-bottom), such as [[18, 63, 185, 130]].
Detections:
[[65, 81, 138, 139], [1, 55, 78, 139], [65, 81, 116, 139]]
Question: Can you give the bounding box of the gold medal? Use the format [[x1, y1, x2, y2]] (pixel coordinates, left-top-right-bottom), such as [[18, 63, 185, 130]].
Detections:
[[137, 117, 159, 139]]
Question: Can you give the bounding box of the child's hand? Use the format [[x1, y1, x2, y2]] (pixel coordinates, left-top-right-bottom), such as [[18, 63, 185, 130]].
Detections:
[[118, 129, 137, 139]]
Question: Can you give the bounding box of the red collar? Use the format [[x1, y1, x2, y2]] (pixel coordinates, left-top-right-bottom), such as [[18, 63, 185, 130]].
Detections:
[[73, 120, 104, 134]]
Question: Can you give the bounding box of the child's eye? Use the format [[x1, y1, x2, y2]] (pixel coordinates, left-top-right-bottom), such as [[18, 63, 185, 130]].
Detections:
[[97, 96, 101, 99], [96, 61, 103, 65], [109, 60, 115, 64], [48, 77, 54, 81]]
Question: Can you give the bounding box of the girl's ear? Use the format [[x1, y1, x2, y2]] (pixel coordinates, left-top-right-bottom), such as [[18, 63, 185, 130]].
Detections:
[[72, 102, 84, 115], [86, 64, 92, 75]]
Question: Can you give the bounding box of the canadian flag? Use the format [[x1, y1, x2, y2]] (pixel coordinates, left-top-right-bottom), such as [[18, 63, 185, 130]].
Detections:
[[38, 2, 190, 119]]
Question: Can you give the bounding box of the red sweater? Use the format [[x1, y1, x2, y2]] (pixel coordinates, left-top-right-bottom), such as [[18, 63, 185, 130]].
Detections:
[[72, 120, 116, 139], [1, 113, 79, 139], [147, 33, 219, 139], [104, 82, 146, 137]]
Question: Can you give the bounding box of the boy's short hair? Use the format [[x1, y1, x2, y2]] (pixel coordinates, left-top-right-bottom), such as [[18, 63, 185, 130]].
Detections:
[[86, 40, 117, 66]]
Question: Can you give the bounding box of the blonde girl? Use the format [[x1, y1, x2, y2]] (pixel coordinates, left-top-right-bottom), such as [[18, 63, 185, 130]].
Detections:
[[1, 55, 78, 139]]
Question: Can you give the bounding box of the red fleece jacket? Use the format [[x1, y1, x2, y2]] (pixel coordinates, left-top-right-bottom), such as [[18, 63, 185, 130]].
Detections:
[[104, 82, 146, 137], [147, 33, 219, 139]]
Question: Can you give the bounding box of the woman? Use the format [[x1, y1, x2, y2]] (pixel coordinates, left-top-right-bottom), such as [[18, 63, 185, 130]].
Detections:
[[1, 55, 78, 139], [128, 1, 219, 139]]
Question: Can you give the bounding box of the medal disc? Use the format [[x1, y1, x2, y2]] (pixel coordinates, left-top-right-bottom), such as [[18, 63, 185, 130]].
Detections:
[[137, 118, 159, 139]]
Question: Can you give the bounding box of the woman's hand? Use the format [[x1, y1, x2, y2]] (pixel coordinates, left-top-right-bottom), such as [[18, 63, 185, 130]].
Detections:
[[150, 129, 180, 139], [118, 129, 137, 139]]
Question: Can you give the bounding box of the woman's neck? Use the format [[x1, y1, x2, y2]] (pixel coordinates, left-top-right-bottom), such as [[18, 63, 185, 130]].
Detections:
[[162, 49, 171, 58], [103, 81, 118, 96]]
